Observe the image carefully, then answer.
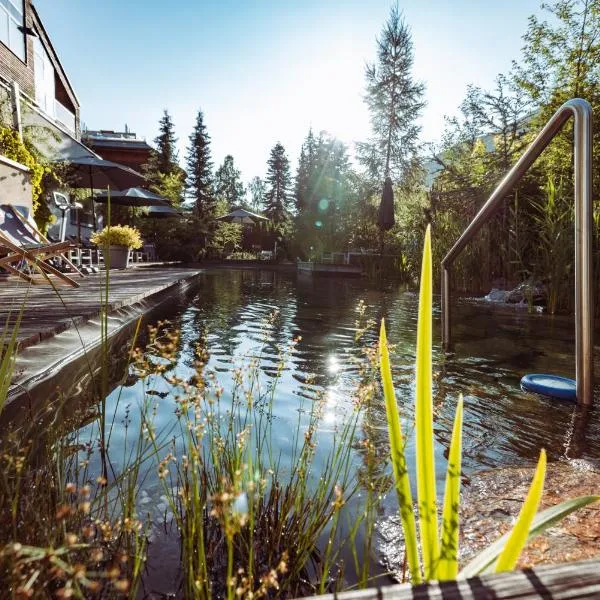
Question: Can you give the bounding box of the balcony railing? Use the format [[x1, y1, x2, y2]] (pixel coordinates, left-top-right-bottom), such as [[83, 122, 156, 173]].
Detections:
[[54, 99, 76, 134]]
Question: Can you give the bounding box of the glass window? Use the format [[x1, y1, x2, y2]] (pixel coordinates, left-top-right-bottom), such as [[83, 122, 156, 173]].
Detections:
[[33, 36, 55, 114], [0, 0, 24, 61]]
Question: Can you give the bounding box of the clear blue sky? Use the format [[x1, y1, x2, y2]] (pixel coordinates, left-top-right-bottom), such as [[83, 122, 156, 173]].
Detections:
[[37, 0, 543, 185]]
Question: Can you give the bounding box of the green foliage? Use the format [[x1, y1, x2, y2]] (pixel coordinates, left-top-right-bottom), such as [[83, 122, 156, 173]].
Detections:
[[91, 224, 143, 249], [143, 110, 186, 205], [293, 131, 355, 255], [356, 6, 425, 182], [380, 225, 599, 584], [265, 142, 292, 233], [152, 109, 180, 176], [0, 127, 45, 215], [249, 175, 266, 212], [186, 109, 215, 217], [215, 154, 246, 209]]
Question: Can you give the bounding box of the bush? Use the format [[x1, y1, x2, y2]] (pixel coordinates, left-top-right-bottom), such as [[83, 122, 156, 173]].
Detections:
[[91, 224, 143, 249]]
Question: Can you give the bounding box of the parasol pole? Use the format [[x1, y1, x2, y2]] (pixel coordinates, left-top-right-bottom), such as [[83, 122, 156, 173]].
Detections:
[[89, 165, 98, 231]]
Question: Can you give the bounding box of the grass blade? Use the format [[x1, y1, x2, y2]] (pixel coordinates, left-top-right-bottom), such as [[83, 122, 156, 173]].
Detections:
[[414, 224, 439, 580], [494, 449, 546, 572], [460, 492, 600, 578], [379, 320, 421, 584], [438, 394, 463, 580]]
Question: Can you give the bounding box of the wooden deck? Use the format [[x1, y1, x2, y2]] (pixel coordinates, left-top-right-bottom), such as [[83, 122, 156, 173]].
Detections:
[[0, 266, 201, 350], [308, 560, 600, 599]]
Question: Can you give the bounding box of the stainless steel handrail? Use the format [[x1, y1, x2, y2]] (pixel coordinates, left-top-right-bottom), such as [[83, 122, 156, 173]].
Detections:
[[440, 98, 593, 405]]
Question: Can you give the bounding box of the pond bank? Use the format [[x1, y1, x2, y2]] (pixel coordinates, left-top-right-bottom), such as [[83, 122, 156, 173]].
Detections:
[[377, 458, 600, 579]]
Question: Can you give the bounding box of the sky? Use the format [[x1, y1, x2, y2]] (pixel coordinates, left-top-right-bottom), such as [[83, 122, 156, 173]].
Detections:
[[37, 0, 544, 185]]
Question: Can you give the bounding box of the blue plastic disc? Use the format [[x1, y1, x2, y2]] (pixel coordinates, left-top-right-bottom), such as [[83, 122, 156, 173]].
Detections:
[[520, 373, 577, 401]]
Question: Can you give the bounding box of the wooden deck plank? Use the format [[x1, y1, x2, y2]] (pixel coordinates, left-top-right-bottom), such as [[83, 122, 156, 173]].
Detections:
[[307, 560, 600, 599], [0, 267, 201, 350]]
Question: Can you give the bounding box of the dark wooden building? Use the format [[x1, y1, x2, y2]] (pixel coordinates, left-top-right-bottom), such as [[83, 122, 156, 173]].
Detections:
[[82, 130, 153, 172]]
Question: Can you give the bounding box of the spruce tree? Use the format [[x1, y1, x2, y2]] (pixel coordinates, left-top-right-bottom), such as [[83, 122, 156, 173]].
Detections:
[[186, 109, 214, 217], [143, 109, 185, 204], [154, 109, 179, 175], [357, 7, 425, 182], [265, 143, 292, 228], [215, 155, 246, 208]]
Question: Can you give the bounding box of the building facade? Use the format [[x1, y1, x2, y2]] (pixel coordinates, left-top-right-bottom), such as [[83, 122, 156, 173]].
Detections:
[[83, 130, 153, 171], [0, 0, 81, 138]]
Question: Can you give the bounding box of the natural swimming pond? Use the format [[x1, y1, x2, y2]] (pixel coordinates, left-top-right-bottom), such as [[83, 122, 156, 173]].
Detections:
[[6, 268, 600, 595]]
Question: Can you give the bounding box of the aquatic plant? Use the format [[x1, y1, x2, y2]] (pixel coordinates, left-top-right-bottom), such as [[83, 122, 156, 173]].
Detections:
[[133, 321, 372, 599], [379, 224, 599, 582]]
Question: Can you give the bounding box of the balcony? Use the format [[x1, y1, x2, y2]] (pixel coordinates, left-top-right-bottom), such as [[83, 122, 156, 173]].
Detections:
[[54, 99, 76, 135]]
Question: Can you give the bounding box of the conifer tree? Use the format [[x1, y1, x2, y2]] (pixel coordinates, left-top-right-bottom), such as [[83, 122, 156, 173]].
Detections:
[[249, 176, 266, 212], [215, 155, 246, 209], [154, 109, 179, 175], [143, 109, 185, 204], [265, 143, 291, 228], [186, 109, 214, 217], [357, 7, 425, 182]]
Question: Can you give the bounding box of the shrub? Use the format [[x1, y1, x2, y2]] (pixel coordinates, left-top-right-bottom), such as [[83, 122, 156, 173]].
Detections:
[[91, 224, 143, 249]]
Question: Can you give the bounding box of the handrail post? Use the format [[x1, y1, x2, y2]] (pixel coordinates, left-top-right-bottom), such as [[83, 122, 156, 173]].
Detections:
[[574, 103, 594, 405], [439, 98, 593, 405], [441, 266, 450, 348]]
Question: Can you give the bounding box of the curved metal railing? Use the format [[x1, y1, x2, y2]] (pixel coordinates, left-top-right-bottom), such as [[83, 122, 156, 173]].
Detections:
[[440, 98, 593, 405]]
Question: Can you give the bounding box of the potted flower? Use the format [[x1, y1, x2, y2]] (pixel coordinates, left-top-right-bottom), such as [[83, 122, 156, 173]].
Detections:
[[90, 225, 143, 270]]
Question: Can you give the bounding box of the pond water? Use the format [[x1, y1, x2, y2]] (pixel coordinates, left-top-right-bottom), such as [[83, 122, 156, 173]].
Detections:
[[11, 268, 600, 595]]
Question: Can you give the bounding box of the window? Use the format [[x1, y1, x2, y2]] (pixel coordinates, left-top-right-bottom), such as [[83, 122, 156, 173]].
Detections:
[[0, 0, 25, 61], [33, 35, 54, 114]]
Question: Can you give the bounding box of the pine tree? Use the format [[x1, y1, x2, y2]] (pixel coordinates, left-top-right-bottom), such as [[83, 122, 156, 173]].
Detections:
[[357, 7, 425, 182], [215, 155, 246, 209], [265, 143, 291, 228], [186, 109, 214, 217]]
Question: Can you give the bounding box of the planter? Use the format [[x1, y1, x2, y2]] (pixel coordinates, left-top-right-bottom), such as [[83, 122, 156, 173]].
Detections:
[[107, 245, 130, 270]]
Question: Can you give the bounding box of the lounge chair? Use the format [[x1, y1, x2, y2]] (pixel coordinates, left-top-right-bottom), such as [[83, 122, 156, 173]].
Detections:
[[0, 204, 81, 287], [10, 204, 85, 277]]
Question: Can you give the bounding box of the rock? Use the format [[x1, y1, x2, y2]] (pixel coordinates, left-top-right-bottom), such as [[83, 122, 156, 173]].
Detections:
[[505, 279, 547, 305], [485, 288, 509, 302]]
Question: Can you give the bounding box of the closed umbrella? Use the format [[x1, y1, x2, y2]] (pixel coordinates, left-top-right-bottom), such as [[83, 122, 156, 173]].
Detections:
[[65, 156, 147, 230], [378, 177, 395, 254], [378, 177, 395, 232]]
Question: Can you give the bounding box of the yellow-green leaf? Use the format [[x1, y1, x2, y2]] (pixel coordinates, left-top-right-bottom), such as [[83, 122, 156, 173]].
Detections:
[[438, 394, 463, 580], [414, 224, 439, 580], [494, 449, 546, 573], [379, 319, 421, 584]]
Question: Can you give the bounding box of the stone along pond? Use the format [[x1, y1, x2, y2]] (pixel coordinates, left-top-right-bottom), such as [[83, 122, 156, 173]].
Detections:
[[6, 268, 600, 595]]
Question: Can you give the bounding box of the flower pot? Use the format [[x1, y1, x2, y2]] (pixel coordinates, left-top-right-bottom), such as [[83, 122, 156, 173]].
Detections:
[[107, 245, 130, 270]]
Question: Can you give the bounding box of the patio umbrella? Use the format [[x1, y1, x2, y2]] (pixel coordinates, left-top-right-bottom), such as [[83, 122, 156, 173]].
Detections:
[[215, 208, 269, 225], [142, 205, 181, 218], [94, 187, 171, 207], [65, 156, 147, 230]]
